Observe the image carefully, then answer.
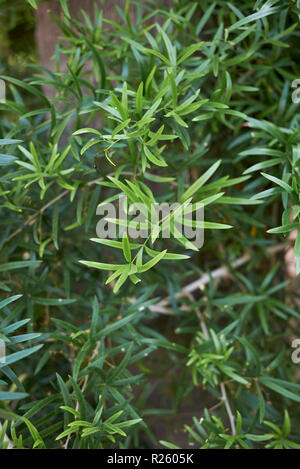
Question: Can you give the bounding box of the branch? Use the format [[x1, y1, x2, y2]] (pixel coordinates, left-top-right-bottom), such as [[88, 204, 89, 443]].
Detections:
[[4, 189, 69, 245], [4, 171, 135, 246], [148, 242, 287, 314], [220, 382, 236, 436]]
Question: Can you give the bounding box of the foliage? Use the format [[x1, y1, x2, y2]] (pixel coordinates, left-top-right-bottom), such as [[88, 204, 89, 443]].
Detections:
[[0, 0, 300, 449], [0, 0, 36, 56]]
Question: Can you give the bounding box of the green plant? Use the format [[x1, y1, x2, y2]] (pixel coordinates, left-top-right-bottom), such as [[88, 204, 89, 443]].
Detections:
[[0, 0, 300, 449]]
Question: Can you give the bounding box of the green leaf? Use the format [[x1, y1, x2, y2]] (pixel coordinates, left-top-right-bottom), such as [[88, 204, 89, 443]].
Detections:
[[26, 0, 37, 9], [160, 440, 180, 449], [267, 223, 300, 234], [259, 377, 300, 403], [243, 158, 282, 175], [177, 42, 204, 65], [143, 145, 167, 167], [0, 392, 28, 401], [96, 313, 138, 338], [136, 82, 143, 115], [52, 203, 59, 250], [122, 232, 131, 263], [294, 231, 300, 258], [0, 261, 41, 273], [0, 345, 43, 368], [138, 250, 167, 273], [180, 160, 221, 203], [261, 173, 293, 194], [228, 5, 280, 32], [0, 295, 22, 310], [79, 261, 125, 271]]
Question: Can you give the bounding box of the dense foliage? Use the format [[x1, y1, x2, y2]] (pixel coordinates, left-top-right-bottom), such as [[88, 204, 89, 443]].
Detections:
[[1, 0, 300, 449]]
